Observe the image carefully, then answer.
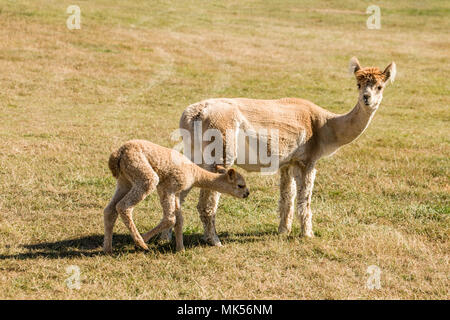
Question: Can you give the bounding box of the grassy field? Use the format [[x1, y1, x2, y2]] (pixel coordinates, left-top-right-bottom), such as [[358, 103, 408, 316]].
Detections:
[[0, 0, 448, 299]]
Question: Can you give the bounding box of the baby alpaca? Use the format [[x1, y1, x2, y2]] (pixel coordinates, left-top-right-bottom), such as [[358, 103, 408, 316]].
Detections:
[[103, 139, 249, 253]]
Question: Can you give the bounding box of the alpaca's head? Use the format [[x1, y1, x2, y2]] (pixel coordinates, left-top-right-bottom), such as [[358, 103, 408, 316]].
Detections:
[[349, 57, 396, 109], [215, 165, 249, 199]]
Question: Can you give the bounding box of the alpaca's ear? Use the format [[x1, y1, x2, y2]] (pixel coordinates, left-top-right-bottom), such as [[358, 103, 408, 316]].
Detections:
[[383, 62, 396, 84], [349, 56, 361, 74], [215, 164, 227, 174], [226, 168, 236, 182]]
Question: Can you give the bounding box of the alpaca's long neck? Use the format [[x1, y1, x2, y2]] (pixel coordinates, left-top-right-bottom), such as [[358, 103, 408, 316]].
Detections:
[[192, 166, 226, 192], [327, 100, 378, 147]]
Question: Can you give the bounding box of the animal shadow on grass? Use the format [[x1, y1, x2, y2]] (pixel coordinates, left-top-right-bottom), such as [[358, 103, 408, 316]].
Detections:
[[0, 228, 279, 260]]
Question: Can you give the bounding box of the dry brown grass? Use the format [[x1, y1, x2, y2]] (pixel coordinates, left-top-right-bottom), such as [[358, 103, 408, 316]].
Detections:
[[0, 0, 448, 299]]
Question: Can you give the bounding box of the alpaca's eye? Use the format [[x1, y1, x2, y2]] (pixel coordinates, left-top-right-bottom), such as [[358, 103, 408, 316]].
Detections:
[[357, 84, 361, 89], [238, 185, 245, 189], [377, 86, 382, 90]]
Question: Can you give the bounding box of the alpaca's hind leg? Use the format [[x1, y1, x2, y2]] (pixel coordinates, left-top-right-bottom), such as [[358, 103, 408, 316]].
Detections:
[[116, 184, 154, 250], [197, 145, 237, 246], [103, 176, 131, 253], [142, 191, 176, 242], [197, 189, 221, 246], [278, 165, 296, 234], [116, 158, 159, 250]]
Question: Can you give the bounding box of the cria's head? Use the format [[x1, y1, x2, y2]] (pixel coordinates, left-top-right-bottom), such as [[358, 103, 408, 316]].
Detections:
[[215, 165, 249, 199], [349, 57, 396, 109]]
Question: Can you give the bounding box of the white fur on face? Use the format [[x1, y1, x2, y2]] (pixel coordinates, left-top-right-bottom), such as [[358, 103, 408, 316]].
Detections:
[[360, 83, 384, 109]]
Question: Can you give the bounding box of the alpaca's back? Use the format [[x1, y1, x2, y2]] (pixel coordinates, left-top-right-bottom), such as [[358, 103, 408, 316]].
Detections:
[[111, 139, 194, 188]]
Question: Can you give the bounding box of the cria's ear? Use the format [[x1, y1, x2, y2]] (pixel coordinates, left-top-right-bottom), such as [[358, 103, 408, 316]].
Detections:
[[383, 62, 396, 84], [226, 168, 236, 182], [215, 164, 227, 174], [348, 56, 361, 74]]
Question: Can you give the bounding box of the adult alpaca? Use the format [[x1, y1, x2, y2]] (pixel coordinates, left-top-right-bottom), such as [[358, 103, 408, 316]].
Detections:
[[176, 57, 396, 246]]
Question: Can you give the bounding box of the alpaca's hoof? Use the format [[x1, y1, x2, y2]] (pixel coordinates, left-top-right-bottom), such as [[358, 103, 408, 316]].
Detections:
[[202, 235, 222, 247], [301, 230, 314, 238], [135, 243, 149, 251], [159, 229, 173, 242], [278, 225, 292, 235]]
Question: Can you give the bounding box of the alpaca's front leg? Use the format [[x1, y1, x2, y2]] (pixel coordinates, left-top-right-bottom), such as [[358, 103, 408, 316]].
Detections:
[[294, 164, 316, 238], [142, 192, 176, 243], [174, 196, 184, 252], [197, 189, 222, 246], [278, 165, 296, 234], [159, 187, 191, 242]]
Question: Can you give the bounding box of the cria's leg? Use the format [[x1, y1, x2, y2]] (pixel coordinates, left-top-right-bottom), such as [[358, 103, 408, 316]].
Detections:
[[159, 187, 191, 242], [103, 176, 131, 254], [116, 184, 155, 251], [278, 165, 296, 234], [293, 164, 316, 238], [197, 189, 221, 246], [142, 191, 176, 243], [173, 196, 184, 252], [158, 227, 172, 242], [116, 156, 159, 250]]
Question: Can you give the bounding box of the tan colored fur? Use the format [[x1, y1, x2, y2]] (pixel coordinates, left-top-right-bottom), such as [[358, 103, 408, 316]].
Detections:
[[103, 139, 249, 253], [178, 57, 396, 244]]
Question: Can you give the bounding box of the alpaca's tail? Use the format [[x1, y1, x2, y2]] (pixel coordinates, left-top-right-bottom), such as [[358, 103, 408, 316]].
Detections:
[[108, 147, 122, 178], [179, 101, 208, 162]]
